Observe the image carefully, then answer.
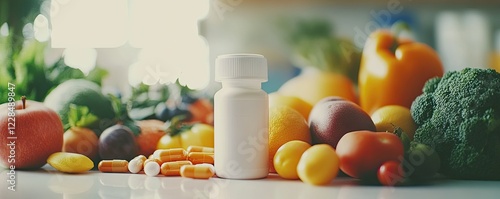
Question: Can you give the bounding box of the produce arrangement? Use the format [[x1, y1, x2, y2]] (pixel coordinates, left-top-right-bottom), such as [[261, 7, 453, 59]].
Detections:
[[1, 20, 500, 189]]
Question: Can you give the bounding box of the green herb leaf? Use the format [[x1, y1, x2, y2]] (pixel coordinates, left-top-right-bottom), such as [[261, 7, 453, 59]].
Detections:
[[68, 104, 99, 128], [108, 94, 123, 121], [167, 115, 192, 137], [123, 119, 141, 136]]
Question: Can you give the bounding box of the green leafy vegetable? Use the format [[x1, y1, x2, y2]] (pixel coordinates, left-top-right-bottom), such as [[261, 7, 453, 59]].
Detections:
[[67, 104, 98, 129], [108, 94, 140, 136], [278, 18, 361, 82], [411, 68, 500, 180], [0, 39, 108, 104]]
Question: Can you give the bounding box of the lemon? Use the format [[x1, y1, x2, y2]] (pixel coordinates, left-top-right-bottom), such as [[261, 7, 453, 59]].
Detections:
[[47, 152, 94, 173], [274, 140, 311, 180], [269, 106, 311, 173], [371, 105, 417, 140], [157, 134, 183, 149], [269, 92, 313, 120], [297, 144, 339, 185]]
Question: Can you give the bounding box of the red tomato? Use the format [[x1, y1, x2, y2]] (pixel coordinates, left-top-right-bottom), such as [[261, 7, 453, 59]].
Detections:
[[336, 131, 404, 180], [378, 161, 405, 186]]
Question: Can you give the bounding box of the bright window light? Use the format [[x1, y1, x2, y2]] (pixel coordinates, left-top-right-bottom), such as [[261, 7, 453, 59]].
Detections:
[[128, 0, 210, 90], [47, 0, 210, 90], [0, 23, 9, 37], [50, 0, 128, 48], [63, 48, 97, 75], [34, 14, 50, 42]]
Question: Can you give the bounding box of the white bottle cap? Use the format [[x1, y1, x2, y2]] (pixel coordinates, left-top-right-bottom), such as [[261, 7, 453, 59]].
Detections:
[[215, 54, 267, 82]]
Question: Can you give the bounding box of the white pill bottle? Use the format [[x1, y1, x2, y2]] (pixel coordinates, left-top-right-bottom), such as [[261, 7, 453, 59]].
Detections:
[[214, 54, 269, 179]]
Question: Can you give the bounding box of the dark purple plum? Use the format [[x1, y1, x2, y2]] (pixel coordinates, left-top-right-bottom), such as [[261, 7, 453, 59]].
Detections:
[[99, 124, 138, 160], [308, 96, 376, 149]]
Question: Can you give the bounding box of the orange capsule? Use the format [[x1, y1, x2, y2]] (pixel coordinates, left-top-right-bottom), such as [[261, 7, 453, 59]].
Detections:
[[187, 152, 214, 165], [160, 161, 193, 176], [153, 148, 187, 163], [180, 164, 215, 179], [187, 146, 214, 153], [143, 158, 162, 167], [98, 160, 129, 173]]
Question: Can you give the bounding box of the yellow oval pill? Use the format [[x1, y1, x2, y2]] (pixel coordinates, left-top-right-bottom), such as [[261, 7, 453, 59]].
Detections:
[[47, 152, 94, 173]]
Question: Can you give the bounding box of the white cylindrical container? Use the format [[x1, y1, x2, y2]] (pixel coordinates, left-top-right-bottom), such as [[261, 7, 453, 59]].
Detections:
[[214, 54, 269, 179]]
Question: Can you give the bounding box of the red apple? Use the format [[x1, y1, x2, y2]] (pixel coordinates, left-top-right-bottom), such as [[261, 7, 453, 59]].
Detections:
[[0, 97, 64, 169]]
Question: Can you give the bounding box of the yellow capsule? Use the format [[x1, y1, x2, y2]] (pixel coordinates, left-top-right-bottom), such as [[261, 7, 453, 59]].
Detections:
[[128, 155, 147, 174], [187, 152, 214, 165], [98, 160, 129, 173], [187, 146, 214, 153], [153, 148, 187, 163], [180, 164, 215, 179], [160, 161, 193, 176]]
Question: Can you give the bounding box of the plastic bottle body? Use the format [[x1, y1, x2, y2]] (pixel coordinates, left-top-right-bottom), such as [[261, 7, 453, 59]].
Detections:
[[214, 80, 269, 179]]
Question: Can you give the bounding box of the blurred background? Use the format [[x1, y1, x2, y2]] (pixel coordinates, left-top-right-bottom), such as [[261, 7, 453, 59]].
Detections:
[[1, 0, 500, 99]]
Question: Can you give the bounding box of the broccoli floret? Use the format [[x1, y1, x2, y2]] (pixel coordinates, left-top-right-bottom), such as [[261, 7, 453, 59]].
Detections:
[[411, 68, 500, 180]]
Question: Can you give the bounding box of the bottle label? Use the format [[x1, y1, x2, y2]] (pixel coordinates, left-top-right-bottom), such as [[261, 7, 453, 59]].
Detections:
[[214, 98, 269, 179]]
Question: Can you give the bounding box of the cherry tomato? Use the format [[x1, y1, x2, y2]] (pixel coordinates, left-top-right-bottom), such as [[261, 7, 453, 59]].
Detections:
[[336, 131, 404, 180], [378, 161, 405, 186]]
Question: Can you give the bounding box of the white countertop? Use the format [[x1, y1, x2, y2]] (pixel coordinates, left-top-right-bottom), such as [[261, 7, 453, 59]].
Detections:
[[2, 165, 500, 199]]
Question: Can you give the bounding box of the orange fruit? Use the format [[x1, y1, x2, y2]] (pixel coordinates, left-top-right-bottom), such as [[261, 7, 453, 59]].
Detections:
[[278, 68, 358, 106], [371, 105, 417, 140], [187, 98, 214, 125], [63, 127, 99, 160], [269, 106, 311, 173], [136, 120, 167, 156], [268, 92, 313, 120]]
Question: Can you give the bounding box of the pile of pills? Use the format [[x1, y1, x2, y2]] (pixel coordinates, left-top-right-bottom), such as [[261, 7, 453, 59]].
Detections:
[[98, 146, 215, 179]]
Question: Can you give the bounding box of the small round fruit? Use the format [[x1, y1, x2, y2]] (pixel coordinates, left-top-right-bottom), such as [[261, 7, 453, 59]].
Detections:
[[269, 106, 311, 172], [99, 124, 138, 160], [274, 140, 312, 180], [297, 144, 339, 185], [309, 97, 375, 148], [62, 127, 99, 159], [268, 93, 313, 120], [180, 123, 214, 149], [157, 134, 182, 149], [371, 105, 417, 140], [378, 161, 405, 186], [135, 119, 167, 156]]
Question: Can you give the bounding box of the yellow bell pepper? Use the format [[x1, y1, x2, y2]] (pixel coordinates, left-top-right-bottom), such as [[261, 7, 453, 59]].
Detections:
[[358, 29, 444, 114]]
